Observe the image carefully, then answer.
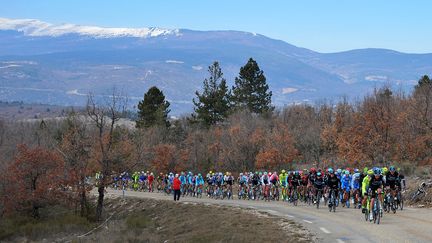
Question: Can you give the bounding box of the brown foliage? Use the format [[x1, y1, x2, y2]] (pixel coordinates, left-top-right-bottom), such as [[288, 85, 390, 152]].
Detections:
[[3, 145, 65, 218]]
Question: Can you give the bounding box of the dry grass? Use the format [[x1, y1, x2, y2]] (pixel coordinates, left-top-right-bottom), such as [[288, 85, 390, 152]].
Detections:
[[0, 197, 314, 243]]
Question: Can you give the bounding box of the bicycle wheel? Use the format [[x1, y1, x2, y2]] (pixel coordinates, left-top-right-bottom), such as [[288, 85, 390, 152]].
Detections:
[[364, 208, 369, 222], [316, 191, 321, 209]]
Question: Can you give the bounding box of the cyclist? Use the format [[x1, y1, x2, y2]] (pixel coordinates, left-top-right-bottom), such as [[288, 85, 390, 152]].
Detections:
[[313, 171, 325, 204], [261, 172, 271, 200], [279, 170, 288, 201], [148, 172, 154, 192], [369, 168, 385, 220], [270, 171, 279, 199], [351, 170, 361, 208], [361, 169, 374, 213], [290, 171, 301, 202], [225, 172, 234, 197], [251, 172, 261, 199], [179, 172, 187, 195], [238, 173, 248, 197], [341, 170, 352, 207], [326, 168, 340, 209], [195, 173, 205, 196], [386, 166, 401, 204]]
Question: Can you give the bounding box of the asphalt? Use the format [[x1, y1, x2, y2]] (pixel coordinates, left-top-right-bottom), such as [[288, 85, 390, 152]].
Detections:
[[103, 189, 432, 243]]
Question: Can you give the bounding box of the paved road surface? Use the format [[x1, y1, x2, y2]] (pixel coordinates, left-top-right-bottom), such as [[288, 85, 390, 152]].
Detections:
[[104, 189, 432, 243]]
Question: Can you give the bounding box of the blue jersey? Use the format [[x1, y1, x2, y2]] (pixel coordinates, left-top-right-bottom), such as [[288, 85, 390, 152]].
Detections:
[[341, 174, 352, 191], [196, 176, 204, 186], [179, 175, 186, 184], [351, 173, 361, 189]]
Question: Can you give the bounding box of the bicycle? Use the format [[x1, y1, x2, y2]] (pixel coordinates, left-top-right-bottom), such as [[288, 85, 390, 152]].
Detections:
[[316, 188, 323, 209], [328, 189, 337, 212], [273, 184, 280, 201], [371, 192, 381, 224], [195, 185, 203, 198], [291, 187, 299, 206], [342, 189, 350, 208], [264, 184, 271, 202]]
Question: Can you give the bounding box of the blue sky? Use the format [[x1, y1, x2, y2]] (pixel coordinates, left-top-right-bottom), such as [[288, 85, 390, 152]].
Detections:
[[1, 0, 431, 53]]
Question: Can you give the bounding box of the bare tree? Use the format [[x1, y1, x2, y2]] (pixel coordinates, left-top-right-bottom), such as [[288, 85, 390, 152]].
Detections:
[[86, 90, 128, 221]]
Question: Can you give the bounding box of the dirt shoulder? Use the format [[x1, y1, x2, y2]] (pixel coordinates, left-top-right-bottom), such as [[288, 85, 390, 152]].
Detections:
[[77, 195, 314, 243]]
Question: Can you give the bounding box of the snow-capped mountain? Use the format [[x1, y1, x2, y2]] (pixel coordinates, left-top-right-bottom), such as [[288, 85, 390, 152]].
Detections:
[[0, 18, 431, 115], [0, 17, 180, 38]]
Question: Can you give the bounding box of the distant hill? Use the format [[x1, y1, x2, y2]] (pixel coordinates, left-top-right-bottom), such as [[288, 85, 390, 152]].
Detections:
[[1, 17, 431, 114]]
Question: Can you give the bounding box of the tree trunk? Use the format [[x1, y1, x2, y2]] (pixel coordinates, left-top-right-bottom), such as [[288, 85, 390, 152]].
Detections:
[[96, 184, 104, 221], [32, 204, 40, 219], [80, 187, 88, 217]]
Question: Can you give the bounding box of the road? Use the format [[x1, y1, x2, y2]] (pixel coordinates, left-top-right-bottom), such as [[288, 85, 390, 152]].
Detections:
[[104, 189, 432, 243]]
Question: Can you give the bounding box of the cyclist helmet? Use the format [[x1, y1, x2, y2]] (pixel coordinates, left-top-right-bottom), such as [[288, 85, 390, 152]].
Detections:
[[382, 167, 388, 174], [259, 172, 263, 176], [303, 169, 308, 173], [354, 168, 359, 173], [198, 173, 202, 177], [328, 168, 334, 174], [239, 173, 243, 176], [397, 167, 401, 172], [273, 171, 277, 175], [209, 170, 213, 174], [268, 172, 272, 176], [310, 167, 316, 173], [373, 168, 381, 175], [345, 170, 350, 175], [294, 171, 299, 175], [281, 169, 286, 174], [367, 169, 374, 176], [337, 168, 342, 174], [317, 172, 322, 177], [389, 166, 396, 172]]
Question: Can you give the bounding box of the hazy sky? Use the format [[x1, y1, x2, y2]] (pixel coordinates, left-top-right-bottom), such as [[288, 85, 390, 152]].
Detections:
[[1, 0, 431, 53]]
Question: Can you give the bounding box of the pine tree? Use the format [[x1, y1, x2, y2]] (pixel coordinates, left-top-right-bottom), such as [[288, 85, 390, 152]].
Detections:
[[136, 86, 170, 128], [193, 61, 231, 126], [231, 58, 273, 113]]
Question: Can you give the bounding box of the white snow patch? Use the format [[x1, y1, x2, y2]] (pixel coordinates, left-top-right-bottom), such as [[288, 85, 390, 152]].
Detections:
[[192, 65, 203, 70], [282, 87, 298, 94], [2, 61, 37, 65], [165, 60, 184, 64], [0, 17, 181, 38], [0, 64, 21, 69], [66, 89, 86, 96], [365, 75, 387, 82]]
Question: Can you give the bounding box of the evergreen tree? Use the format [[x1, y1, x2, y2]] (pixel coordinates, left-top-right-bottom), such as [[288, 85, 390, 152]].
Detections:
[[415, 75, 431, 90], [231, 58, 273, 113], [193, 61, 231, 126], [136, 86, 170, 128]]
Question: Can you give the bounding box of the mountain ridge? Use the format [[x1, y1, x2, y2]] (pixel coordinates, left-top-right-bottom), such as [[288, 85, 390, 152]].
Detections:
[[0, 17, 431, 115]]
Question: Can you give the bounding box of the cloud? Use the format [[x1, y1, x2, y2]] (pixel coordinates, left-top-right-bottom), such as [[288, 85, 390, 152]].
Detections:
[[165, 60, 184, 64], [282, 87, 298, 94], [365, 75, 388, 82]]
